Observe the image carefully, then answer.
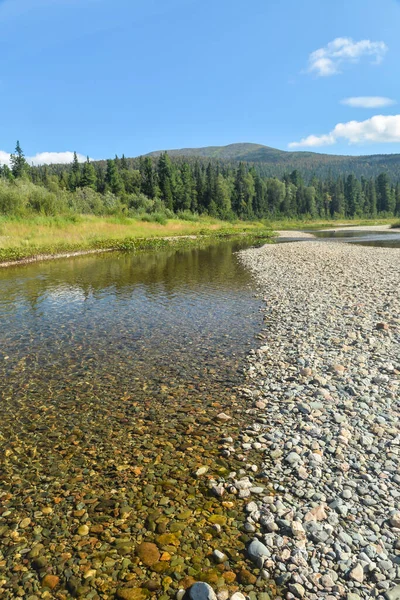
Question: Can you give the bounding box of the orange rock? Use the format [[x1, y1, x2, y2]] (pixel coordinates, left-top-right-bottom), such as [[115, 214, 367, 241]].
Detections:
[[136, 542, 160, 567], [160, 552, 171, 561], [42, 574, 60, 589], [223, 571, 236, 583]]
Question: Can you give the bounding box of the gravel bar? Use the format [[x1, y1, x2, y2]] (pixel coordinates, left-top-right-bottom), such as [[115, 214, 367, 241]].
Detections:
[[224, 241, 400, 600]]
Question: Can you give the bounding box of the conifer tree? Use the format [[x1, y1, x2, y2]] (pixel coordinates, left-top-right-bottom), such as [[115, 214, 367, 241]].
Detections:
[[81, 157, 97, 189], [68, 152, 81, 190], [120, 154, 129, 170], [158, 153, 174, 208], [105, 159, 124, 195], [10, 140, 27, 178], [376, 173, 391, 213], [141, 157, 157, 199]]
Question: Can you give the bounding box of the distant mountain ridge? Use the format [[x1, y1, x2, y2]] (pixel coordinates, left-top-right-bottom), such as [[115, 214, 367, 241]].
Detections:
[[145, 142, 400, 180]]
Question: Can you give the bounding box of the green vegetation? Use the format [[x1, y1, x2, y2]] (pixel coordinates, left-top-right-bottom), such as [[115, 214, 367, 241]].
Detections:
[[1, 141, 400, 222], [391, 222, 400, 229], [0, 214, 271, 264], [1, 140, 399, 264]]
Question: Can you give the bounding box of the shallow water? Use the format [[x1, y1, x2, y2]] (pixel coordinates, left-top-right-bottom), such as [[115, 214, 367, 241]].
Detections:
[[0, 240, 262, 394], [278, 228, 400, 248], [0, 240, 274, 599], [312, 229, 400, 247]]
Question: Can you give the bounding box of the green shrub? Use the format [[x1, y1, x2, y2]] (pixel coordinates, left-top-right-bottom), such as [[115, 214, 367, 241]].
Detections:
[[176, 210, 200, 222], [140, 212, 168, 225]]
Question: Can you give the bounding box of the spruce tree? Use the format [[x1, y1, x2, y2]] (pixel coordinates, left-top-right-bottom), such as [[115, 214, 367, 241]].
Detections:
[[105, 159, 124, 195], [68, 152, 81, 190], [141, 157, 157, 199], [120, 154, 129, 170], [376, 173, 391, 213], [10, 140, 27, 178], [158, 153, 174, 208], [81, 157, 97, 189]]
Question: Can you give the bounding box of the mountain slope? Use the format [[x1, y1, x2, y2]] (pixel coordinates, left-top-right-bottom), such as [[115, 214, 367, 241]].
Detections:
[[145, 143, 400, 179]]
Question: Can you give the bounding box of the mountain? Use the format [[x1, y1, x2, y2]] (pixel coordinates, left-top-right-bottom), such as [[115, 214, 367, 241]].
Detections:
[[146, 143, 400, 180]]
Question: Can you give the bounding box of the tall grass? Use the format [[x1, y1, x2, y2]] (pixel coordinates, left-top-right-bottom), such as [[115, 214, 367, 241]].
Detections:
[[0, 214, 272, 263]]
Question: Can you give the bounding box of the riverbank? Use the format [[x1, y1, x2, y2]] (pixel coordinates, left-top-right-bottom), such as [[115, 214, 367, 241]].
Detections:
[[226, 241, 400, 599], [266, 218, 399, 231], [1, 214, 398, 266], [0, 215, 273, 266]]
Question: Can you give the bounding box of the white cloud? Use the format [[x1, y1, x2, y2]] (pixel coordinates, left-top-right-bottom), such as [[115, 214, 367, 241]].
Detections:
[[0, 151, 11, 166], [289, 114, 400, 148], [289, 134, 336, 149], [341, 96, 396, 108], [308, 37, 388, 77], [29, 151, 88, 166], [0, 151, 88, 167]]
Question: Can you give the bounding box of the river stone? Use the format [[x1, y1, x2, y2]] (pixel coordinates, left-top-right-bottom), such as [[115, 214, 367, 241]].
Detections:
[[136, 542, 160, 566], [42, 575, 59, 590], [390, 513, 400, 528], [247, 539, 270, 567], [212, 550, 227, 563], [116, 588, 149, 600], [195, 466, 208, 477], [78, 524, 89, 536], [349, 563, 364, 583], [216, 413, 232, 421], [385, 586, 400, 600], [188, 582, 218, 600], [288, 583, 305, 598]]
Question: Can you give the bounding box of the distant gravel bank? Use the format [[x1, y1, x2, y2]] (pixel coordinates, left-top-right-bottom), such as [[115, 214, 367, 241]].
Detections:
[[276, 231, 316, 239], [231, 242, 400, 600], [322, 225, 400, 232]]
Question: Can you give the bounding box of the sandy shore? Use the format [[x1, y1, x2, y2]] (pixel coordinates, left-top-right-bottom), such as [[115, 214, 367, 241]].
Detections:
[[224, 241, 400, 600]]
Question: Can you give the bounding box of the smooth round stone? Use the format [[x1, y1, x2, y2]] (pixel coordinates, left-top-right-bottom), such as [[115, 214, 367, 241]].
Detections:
[[188, 582, 218, 600]]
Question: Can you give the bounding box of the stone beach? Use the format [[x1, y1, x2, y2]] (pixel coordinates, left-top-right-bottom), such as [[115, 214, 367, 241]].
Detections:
[[227, 240, 400, 600]]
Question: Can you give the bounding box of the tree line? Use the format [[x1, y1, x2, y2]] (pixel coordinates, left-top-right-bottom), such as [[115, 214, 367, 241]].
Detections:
[[1, 141, 400, 219]]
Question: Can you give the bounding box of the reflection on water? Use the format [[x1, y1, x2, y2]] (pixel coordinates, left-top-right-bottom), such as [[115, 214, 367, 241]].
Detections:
[[312, 229, 400, 247], [0, 239, 262, 410]]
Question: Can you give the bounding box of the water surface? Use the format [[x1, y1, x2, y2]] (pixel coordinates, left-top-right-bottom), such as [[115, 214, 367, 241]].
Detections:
[[0, 240, 270, 599]]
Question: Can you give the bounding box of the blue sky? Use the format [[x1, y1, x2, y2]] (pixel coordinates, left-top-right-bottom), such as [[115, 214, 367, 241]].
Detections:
[[1, 0, 400, 164]]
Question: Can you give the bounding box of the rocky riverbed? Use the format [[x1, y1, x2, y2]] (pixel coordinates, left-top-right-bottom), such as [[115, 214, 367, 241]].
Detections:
[[220, 241, 399, 600]]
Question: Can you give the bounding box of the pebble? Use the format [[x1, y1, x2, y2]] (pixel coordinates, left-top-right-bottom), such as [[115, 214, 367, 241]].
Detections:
[[237, 242, 400, 600], [188, 582, 218, 600]]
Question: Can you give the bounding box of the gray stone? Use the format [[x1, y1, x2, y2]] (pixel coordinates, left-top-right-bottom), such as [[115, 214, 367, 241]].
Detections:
[[247, 538, 270, 567], [189, 583, 217, 600]]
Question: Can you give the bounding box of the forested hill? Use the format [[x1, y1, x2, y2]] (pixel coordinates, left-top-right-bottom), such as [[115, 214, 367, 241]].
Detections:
[[146, 143, 400, 180], [1, 141, 400, 220]]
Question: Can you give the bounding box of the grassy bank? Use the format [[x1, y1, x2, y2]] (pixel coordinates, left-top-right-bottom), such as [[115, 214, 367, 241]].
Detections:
[[0, 214, 273, 264], [2, 214, 398, 266]]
